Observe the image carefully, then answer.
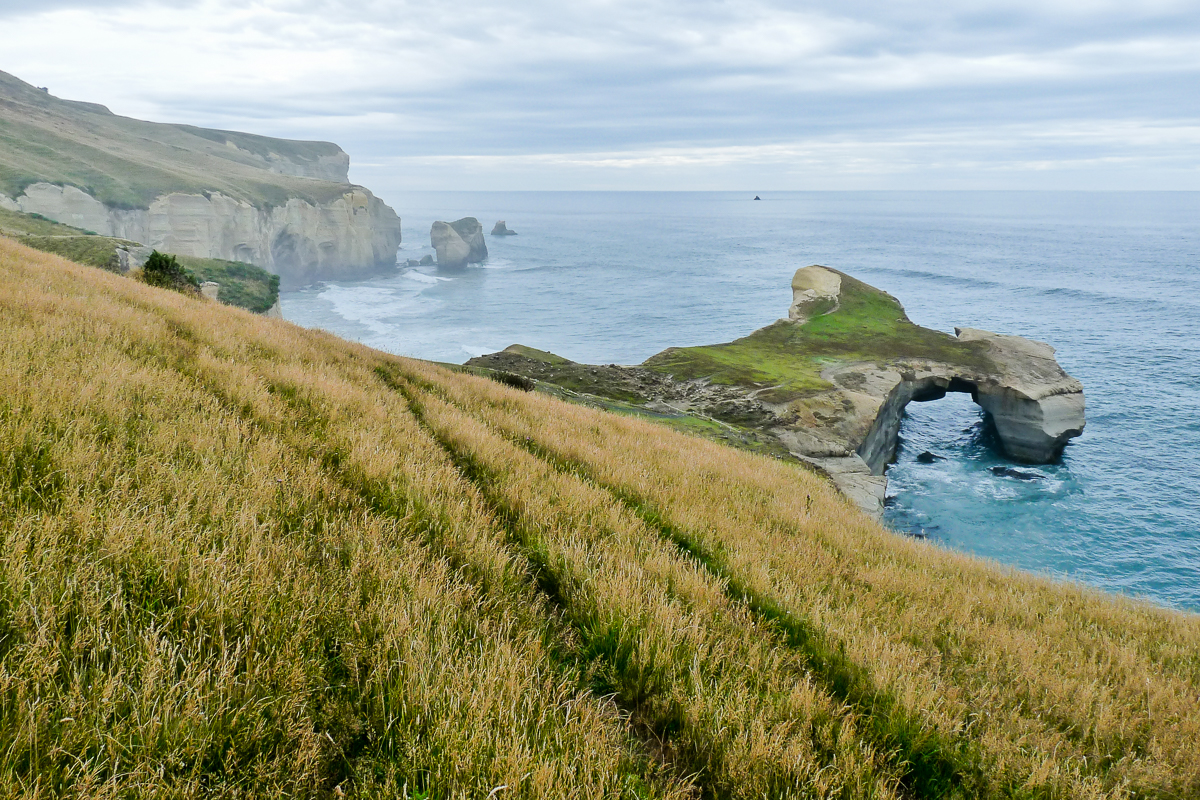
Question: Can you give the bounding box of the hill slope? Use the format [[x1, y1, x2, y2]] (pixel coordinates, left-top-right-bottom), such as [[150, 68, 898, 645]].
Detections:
[[0, 70, 349, 209], [1, 237, 1198, 799], [0, 70, 401, 287]]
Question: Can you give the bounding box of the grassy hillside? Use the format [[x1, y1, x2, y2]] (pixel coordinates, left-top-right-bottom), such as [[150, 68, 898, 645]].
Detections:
[[0, 70, 352, 209], [2, 236, 1199, 799], [0, 206, 278, 311]]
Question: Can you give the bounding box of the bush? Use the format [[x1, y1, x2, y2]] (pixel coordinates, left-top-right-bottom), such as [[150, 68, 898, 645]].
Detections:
[[492, 371, 535, 391], [141, 250, 200, 294]]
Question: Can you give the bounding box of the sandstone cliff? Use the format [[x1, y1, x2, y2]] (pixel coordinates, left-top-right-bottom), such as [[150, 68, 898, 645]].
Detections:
[[467, 266, 1086, 517], [0, 69, 401, 288], [0, 183, 401, 288], [431, 218, 487, 267]]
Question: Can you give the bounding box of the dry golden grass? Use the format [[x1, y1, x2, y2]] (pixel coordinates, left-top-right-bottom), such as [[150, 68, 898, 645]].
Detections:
[[2, 236, 1199, 799], [402, 358, 1200, 799], [0, 240, 689, 799]]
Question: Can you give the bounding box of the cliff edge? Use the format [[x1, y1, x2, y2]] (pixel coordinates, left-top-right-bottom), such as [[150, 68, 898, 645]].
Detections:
[[467, 266, 1085, 516], [0, 69, 401, 287]]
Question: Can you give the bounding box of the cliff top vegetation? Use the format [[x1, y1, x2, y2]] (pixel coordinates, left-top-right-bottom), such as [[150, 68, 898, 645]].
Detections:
[[0, 69, 355, 209], [643, 270, 993, 403], [0, 206, 279, 311], [2, 236, 1198, 798]]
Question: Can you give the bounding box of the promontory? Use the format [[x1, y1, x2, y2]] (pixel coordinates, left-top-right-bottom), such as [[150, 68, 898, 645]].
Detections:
[[467, 265, 1086, 515]]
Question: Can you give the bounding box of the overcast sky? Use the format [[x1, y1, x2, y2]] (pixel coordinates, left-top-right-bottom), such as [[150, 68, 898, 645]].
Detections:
[[3, 0, 1198, 193]]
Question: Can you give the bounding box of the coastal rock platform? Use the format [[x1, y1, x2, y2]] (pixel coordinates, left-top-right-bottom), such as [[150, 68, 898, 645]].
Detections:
[[468, 266, 1085, 516]]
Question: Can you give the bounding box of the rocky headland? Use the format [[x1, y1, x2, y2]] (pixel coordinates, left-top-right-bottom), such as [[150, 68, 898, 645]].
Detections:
[[431, 217, 488, 267], [0, 69, 401, 289], [467, 266, 1085, 515]]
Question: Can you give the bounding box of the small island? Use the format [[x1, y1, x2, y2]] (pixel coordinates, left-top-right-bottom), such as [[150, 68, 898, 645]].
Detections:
[[431, 217, 488, 267], [468, 266, 1085, 514]]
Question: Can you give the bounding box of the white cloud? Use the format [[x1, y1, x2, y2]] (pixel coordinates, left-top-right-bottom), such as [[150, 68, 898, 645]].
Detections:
[[2, 0, 1197, 189]]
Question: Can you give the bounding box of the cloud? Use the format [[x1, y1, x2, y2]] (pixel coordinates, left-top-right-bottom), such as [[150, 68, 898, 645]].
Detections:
[[1, 0, 1197, 189]]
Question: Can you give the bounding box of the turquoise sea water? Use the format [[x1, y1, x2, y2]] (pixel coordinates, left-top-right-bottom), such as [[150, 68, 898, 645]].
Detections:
[[281, 191, 1200, 611]]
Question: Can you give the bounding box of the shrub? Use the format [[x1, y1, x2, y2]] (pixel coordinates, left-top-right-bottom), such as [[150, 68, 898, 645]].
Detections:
[[140, 250, 200, 295], [492, 371, 535, 391]]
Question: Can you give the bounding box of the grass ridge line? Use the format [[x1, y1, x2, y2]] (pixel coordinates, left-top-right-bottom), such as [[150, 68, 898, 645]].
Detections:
[[95, 306, 685, 798], [414, 372, 991, 800], [376, 370, 704, 791], [383, 367, 914, 800]]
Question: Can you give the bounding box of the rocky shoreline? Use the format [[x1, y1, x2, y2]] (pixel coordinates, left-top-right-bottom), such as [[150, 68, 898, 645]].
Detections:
[[468, 266, 1085, 515]]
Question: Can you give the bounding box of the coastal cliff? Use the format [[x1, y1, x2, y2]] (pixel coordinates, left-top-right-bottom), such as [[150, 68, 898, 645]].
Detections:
[[467, 266, 1085, 515], [0, 183, 401, 288], [0, 69, 401, 288]]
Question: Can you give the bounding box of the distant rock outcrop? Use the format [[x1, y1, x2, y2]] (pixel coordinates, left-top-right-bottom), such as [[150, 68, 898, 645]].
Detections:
[[431, 217, 487, 267], [491, 221, 517, 236]]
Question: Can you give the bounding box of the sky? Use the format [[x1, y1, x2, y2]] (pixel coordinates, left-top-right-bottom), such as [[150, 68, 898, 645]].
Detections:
[[2, 0, 1198, 193]]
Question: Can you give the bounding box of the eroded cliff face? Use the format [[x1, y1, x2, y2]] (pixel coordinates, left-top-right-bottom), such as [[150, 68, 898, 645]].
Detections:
[[466, 266, 1086, 518], [431, 217, 487, 267], [0, 183, 401, 288]]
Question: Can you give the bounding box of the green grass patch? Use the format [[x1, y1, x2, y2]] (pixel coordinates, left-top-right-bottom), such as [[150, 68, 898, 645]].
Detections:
[[176, 255, 280, 313], [644, 271, 993, 402], [0, 206, 90, 236], [18, 235, 137, 272], [0, 70, 357, 210], [499, 344, 574, 366]]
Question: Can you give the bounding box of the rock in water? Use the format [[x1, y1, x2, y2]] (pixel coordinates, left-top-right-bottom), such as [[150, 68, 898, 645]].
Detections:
[[491, 220, 517, 236], [431, 217, 487, 267], [954, 327, 1087, 463], [990, 466, 1044, 480], [916, 451, 943, 464], [419, 254, 434, 266]]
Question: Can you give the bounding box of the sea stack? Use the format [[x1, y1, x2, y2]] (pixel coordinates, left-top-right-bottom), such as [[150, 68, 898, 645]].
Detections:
[[491, 221, 517, 236], [431, 217, 487, 267]]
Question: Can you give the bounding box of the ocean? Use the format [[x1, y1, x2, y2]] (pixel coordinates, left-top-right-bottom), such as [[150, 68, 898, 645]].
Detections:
[[281, 191, 1200, 611]]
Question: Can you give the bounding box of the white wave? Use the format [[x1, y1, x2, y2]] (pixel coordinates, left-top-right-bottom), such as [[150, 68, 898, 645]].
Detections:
[[318, 285, 426, 338], [460, 343, 501, 358], [403, 271, 452, 285]]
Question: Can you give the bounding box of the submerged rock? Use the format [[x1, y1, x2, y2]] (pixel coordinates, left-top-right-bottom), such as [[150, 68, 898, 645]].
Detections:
[[491, 220, 517, 236], [431, 217, 487, 267], [990, 466, 1044, 481]]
